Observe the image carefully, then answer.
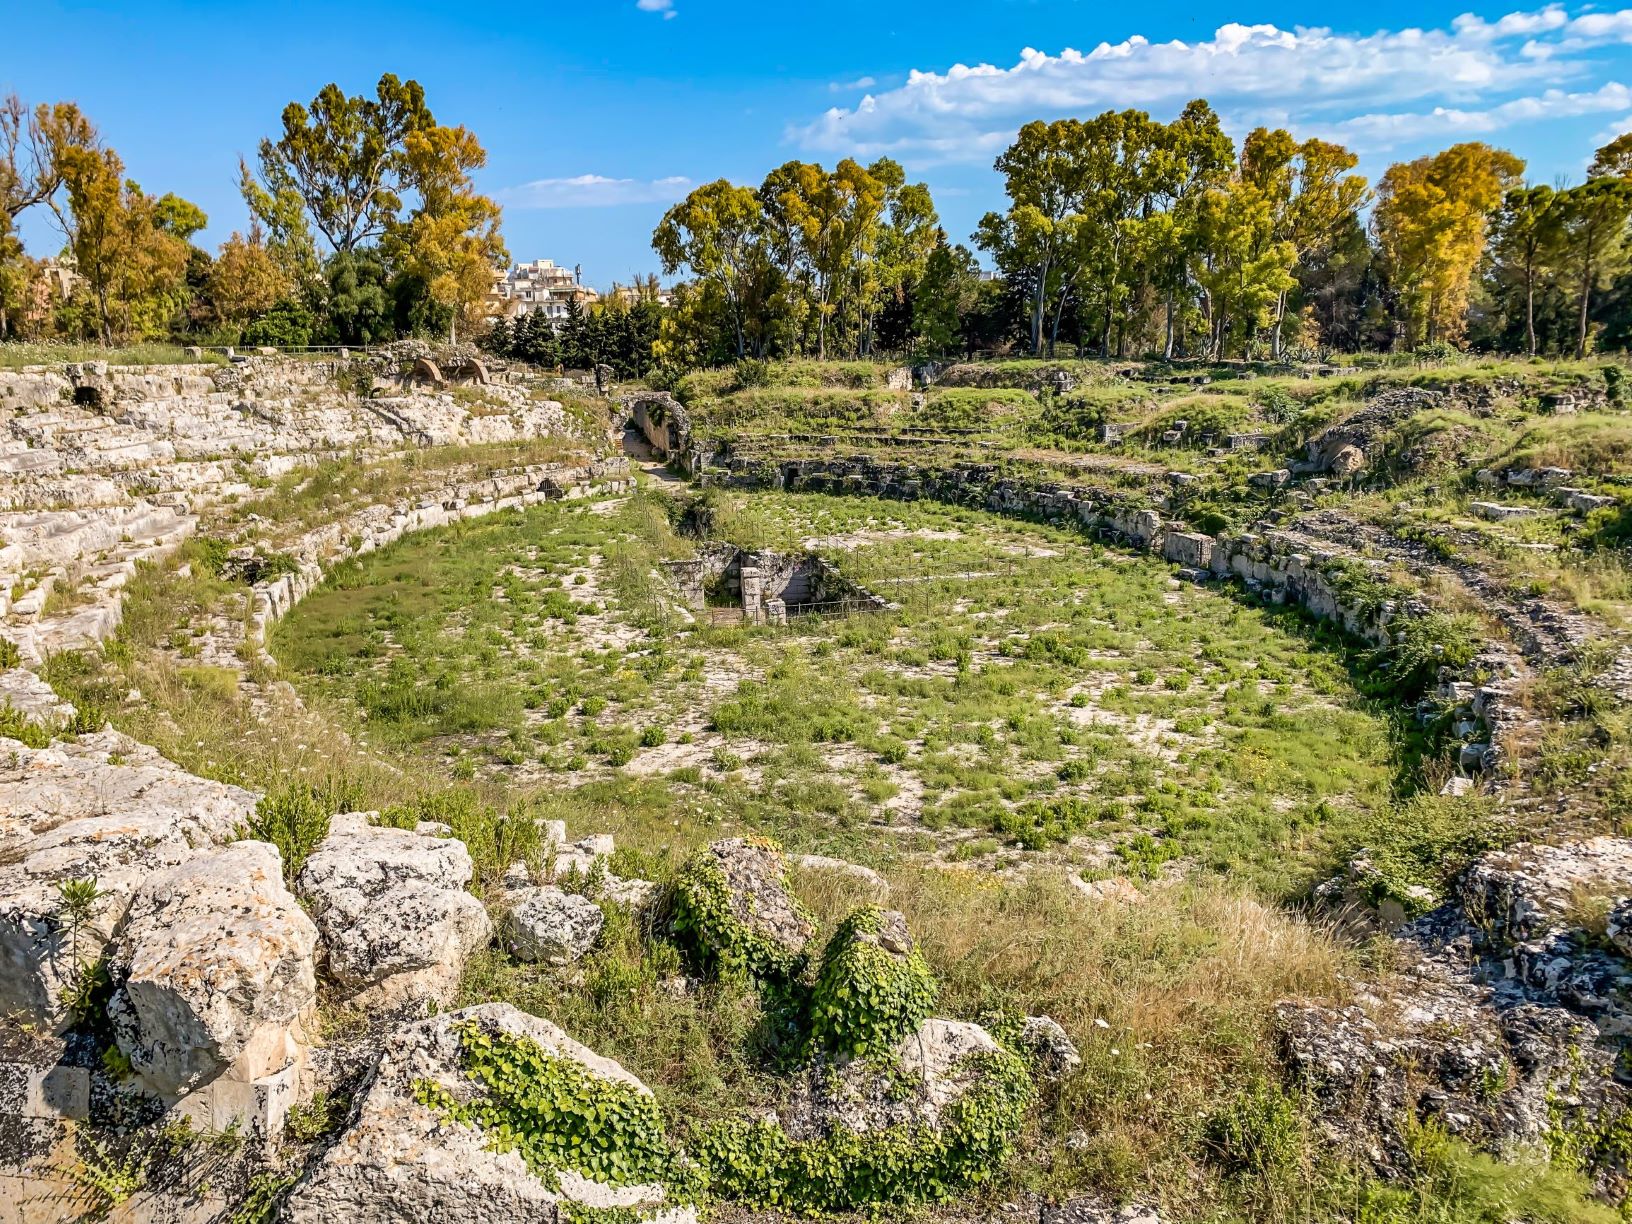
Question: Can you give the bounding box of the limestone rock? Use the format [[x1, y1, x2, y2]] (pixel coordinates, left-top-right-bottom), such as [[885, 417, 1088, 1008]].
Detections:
[[1275, 980, 1608, 1171], [0, 728, 258, 860], [284, 1003, 695, 1224], [1459, 838, 1632, 946], [1018, 1015, 1082, 1081], [602, 872, 659, 910], [1043, 1201, 1163, 1224], [1607, 898, 1632, 961], [0, 807, 202, 1031], [0, 731, 260, 1031], [687, 837, 814, 969], [504, 886, 603, 965], [0, 668, 74, 730], [1328, 444, 1365, 478], [296, 813, 491, 1011], [107, 840, 316, 1099], [785, 1018, 1013, 1139]]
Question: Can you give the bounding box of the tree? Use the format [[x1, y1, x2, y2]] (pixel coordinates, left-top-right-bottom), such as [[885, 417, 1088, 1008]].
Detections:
[[1555, 178, 1632, 357], [1589, 132, 1632, 180], [0, 95, 97, 338], [978, 120, 1093, 355], [319, 249, 394, 344], [383, 123, 505, 343], [1192, 176, 1296, 359], [208, 227, 292, 327], [1372, 143, 1524, 347], [1487, 186, 1562, 356], [248, 74, 432, 255], [654, 180, 766, 359], [1153, 100, 1234, 358], [861, 158, 937, 355], [910, 232, 982, 356], [56, 146, 189, 344], [0, 95, 96, 224], [239, 155, 320, 288], [761, 159, 886, 359], [1238, 129, 1368, 356], [153, 193, 207, 241]]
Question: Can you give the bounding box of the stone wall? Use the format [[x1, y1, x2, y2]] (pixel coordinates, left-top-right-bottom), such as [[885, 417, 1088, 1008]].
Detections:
[[622, 391, 691, 462]]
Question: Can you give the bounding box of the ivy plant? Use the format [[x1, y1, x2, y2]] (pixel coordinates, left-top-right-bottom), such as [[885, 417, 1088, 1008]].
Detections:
[[694, 1047, 1034, 1213], [808, 905, 938, 1060], [414, 1020, 683, 1194], [669, 839, 810, 981]]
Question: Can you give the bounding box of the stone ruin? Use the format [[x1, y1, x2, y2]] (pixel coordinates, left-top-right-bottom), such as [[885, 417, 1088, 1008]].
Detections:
[[662, 544, 892, 626]]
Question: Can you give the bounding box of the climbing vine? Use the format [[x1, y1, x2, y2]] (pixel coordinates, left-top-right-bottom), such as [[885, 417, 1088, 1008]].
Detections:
[[693, 1047, 1034, 1213], [669, 840, 810, 981], [414, 1020, 685, 1196], [808, 905, 938, 1060]]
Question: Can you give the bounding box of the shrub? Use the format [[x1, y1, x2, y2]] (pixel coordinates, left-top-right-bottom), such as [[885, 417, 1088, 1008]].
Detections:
[[241, 299, 314, 349], [241, 780, 361, 880], [732, 358, 772, 389], [1369, 611, 1480, 701], [0, 636, 21, 669], [808, 906, 938, 1059]]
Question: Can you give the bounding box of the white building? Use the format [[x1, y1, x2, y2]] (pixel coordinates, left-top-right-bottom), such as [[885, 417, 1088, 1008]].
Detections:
[[490, 259, 600, 321]]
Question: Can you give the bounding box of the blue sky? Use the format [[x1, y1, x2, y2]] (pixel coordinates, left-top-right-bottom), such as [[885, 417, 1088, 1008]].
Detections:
[[11, 0, 1632, 288]]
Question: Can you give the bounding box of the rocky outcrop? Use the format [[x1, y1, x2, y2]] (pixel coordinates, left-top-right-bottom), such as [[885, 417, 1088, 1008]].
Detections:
[[296, 813, 491, 1012], [1459, 838, 1632, 945], [285, 1003, 696, 1224], [0, 667, 74, 729], [503, 885, 604, 965], [1282, 838, 1632, 1176], [673, 837, 815, 976], [107, 840, 316, 1131], [0, 730, 260, 1031], [1018, 1015, 1082, 1081], [786, 1017, 1020, 1138]]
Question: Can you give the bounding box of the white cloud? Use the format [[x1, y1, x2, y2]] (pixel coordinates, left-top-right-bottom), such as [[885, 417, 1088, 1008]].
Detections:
[[636, 0, 677, 18], [790, 6, 1632, 164], [1312, 82, 1632, 148], [829, 76, 878, 92], [498, 174, 693, 209]]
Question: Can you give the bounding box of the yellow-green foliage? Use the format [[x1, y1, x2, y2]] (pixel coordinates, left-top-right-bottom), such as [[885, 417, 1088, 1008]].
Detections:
[[415, 1019, 682, 1192], [670, 841, 810, 981]]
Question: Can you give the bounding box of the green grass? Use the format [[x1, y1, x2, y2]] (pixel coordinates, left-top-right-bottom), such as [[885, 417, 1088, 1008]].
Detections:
[[0, 341, 227, 368], [34, 452, 1624, 1224], [273, 489, 1409, 898]]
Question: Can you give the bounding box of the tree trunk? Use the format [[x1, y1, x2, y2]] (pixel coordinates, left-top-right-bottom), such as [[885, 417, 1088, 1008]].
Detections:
[[1270, 289, 1286, 359], [1049, 291, 1067, 358], [1163, 291, 1175, 360], [1524, 250, 1538, 358], [1577, 242, 1594, 360], [1031, 258, 1048, 356]]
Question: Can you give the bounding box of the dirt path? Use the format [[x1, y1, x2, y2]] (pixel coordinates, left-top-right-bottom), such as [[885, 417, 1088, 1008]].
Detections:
[[621, 426, 684, 483]]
